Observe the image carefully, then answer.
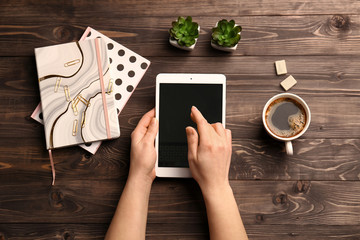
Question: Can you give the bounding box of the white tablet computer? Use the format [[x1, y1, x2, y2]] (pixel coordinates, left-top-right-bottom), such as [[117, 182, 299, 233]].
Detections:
[[155, 73, 226, 177]]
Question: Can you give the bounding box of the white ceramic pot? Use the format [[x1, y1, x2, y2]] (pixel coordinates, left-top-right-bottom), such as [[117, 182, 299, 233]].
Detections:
[[211, 21, 241, 52], [169, 26, 200, 51]]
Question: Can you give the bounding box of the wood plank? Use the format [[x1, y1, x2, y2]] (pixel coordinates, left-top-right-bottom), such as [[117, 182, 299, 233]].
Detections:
[[0, 224, 108, 240], [2, 55, 360, 97], [1, 137, 360, 181], [0, 180, 359, 226], [150, 181, 360, 226], [230, 138, 360, 180], [1, 56, 360, 139], [3, 93, 360, 139], [1, 0, 360, 18], [1, 15, 360, 57], [0, 137, 132, 182], [1, 223, 359, 240], [149, 224, 360, 240]]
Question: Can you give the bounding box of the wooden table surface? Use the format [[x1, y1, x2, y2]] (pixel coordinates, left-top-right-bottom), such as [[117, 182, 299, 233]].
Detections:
[[1, 1, 360, 239]]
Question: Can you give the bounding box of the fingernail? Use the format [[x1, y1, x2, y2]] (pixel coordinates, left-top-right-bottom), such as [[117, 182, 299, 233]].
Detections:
[[192, 106, 197, 111], [186, 127, 193, 135], [152, 118, 157, 125]]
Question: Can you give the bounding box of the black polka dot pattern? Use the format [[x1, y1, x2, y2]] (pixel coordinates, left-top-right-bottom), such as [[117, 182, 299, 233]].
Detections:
[[85, 142, 92, 147], [82, 33, 151, 122], [128, 71, 135, 77], [115, 93, 122, 100], [141, 62, 148, 69], [115, 78, 122, 85], [117, 64, 124, 71], [39, 113, 43, 120], [87, 31, 91, 37], [129, 56, 136, 63], [127, 85, 134, 92], [118, 49, 125, 56]]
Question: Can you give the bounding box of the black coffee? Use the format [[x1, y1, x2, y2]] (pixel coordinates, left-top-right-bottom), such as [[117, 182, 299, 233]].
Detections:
[[265, 98, 306, 138]]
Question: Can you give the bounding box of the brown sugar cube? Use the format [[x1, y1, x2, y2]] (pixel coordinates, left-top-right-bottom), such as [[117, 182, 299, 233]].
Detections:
[[275, 60, 287, 75], [280, 75, 297, 91]]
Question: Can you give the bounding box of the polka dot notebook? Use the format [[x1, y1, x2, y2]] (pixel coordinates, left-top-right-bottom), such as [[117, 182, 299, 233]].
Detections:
[[31, 27, 150, 154]]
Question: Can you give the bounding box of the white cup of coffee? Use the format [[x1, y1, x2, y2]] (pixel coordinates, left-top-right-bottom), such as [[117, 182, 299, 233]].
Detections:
[[262, 93, 311, 155]]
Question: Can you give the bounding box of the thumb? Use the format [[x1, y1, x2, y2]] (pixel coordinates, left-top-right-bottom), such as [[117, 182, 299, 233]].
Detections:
[[143, 118, 158, 142], [186, 126, 198, 161]]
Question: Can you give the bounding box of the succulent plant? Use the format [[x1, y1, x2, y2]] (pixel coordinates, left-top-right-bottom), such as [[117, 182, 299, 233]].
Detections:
[[169, 16, 199, 47], [211, 19, 242, 48]]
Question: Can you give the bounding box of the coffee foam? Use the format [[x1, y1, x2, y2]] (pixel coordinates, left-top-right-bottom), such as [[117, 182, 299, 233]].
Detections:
[[265, 98, 306, 138]]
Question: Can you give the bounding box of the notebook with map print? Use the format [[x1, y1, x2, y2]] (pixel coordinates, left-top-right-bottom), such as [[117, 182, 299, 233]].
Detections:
[[32, 27, 151, 154], [35, 37, 120, 149]]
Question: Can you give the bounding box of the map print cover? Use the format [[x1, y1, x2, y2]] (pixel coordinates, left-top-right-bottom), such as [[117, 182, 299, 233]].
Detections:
[[35, 38, 120, 149], [32, 27, 150, 154]]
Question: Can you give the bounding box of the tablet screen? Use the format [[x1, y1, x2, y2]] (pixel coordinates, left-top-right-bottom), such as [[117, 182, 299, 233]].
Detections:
[[159, 83, 223, 167]]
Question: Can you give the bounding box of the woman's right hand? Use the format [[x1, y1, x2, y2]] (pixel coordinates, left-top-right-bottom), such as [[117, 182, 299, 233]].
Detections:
[[185, 106, 232, 196]]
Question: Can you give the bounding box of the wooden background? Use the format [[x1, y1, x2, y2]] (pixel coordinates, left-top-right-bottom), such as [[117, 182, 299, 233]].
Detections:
[[1, 0, 360, 239]]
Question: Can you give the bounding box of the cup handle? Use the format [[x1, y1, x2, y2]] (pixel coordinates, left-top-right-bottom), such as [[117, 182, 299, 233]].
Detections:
[[285, 141, 293, 155]]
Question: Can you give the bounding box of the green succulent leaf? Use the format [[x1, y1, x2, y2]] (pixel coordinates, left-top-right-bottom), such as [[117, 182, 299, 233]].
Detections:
[[178, 16, 185, 24], [169, 16, 199, 47], [234, 25, 242, 33], [229, 20, 235, 28], [212, 19, 242, 48]]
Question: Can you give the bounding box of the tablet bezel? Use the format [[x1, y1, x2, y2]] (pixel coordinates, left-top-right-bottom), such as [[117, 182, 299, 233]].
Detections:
[[155, 73, 226, 178]]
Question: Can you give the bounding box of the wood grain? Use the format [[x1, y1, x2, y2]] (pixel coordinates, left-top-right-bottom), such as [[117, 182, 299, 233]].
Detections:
[[1, 0, 360, 18], [1, 137, 360, 182], [0, 224, 108, 240], [3, 55, 360, 98], [0, 224, 359, 240], [0, 15, 359, 57], [1, 0, 359, 239], [3, 93, 360, 139], [1, 56, 360, 139], [0, 180, 359, 226]]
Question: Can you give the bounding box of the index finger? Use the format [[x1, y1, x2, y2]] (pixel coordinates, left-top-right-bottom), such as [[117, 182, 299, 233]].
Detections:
[[190, 106, 211, 139], [131, 108, 156, 142]]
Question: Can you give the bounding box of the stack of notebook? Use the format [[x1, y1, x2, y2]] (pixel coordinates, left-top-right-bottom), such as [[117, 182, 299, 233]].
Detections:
[[33, 27, 150, 184], [32, 27, 150, 153]]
